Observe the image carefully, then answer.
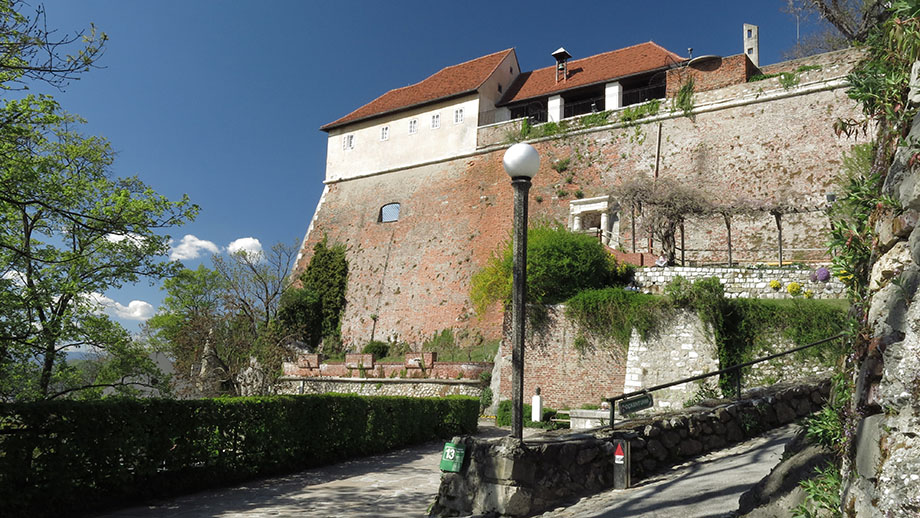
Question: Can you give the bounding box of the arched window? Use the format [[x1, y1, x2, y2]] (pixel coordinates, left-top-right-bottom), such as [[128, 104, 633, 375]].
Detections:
[[379, 203, 400, 223]]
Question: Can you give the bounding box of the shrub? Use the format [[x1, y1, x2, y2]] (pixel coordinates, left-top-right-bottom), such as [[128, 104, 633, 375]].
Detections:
[[495, 400, 564, 429], [362, 340, 390, 358], [0, 395, 478, 517], [470, 222, 634, 314], [479, 388, 493, 413]]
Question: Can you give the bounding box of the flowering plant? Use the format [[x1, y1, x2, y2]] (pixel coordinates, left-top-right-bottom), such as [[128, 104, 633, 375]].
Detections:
[[787, 282, 802, 296], [815, 267, 831, 282], [804, 289, 814, 299], [769, 279, 782, 290]]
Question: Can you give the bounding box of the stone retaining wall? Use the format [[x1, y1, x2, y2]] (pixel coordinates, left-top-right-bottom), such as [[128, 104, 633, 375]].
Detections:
[[276, 377, 483, 398], [429, 380, 830, 517], [634, 266, 845, 299]]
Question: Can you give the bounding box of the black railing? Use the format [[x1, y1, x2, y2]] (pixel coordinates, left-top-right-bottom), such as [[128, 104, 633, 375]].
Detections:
[[563, 97, 605, 119], [622, 84, 666, 107], [606, 333, 845, 427]]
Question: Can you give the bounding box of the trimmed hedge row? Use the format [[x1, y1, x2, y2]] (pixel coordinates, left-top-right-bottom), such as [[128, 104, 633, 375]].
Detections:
[[0, 393, 478, 517]]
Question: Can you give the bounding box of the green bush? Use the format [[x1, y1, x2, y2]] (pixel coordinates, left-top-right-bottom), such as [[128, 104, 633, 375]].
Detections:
[[0, 394, 478, 517], [565, 287, 665, 348], [471, 222, 633, 314], [495, 400, 563, 429], [362, 340, 390, 358]]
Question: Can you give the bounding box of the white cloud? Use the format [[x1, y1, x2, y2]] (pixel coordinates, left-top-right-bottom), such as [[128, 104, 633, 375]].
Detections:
[[86, 292, 155, 321], [170, 234, 220, 261], [227, 237, 263, 256], [105, 232, 146, 245], [2, 269, 25, 286]]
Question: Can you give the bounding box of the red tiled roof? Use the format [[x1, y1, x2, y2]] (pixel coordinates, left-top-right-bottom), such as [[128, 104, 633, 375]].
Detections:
[[498, 42, 684, 105], [321, 49, 515, 131]]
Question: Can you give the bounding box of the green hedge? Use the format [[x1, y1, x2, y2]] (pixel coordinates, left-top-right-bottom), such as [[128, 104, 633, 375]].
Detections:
[[0, 394, 478, 517]]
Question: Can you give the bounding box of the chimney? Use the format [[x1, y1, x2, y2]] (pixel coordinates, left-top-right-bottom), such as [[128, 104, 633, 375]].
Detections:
[[552, 47, 572, 83], [743, 23, 759, 67]]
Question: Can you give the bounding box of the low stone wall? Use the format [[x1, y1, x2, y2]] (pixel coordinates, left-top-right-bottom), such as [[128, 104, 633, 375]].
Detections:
[[276, 377, 483, 398], [283, 352, 491, 381], [429, 380, 830, 517], [633, 266, 845, 299]]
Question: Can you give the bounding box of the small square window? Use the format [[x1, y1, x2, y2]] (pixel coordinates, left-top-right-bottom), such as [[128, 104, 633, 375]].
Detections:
[[431, 113, 440, 129], [454, 108, 464, 124], [380, 126, 389, 141], [747, 48, 753, 55], [342, 134, 355, 150], [408, 119, 418, 134]]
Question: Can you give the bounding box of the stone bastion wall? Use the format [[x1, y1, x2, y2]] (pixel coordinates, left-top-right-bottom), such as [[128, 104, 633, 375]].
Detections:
[[293, 49, 867, 349]]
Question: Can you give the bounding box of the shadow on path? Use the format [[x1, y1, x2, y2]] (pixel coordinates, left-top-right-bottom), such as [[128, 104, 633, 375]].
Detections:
[[95, 421, 512, 518]]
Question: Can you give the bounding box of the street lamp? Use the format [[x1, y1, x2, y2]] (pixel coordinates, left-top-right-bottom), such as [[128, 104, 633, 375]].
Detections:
[[502, 143, 540, 440]]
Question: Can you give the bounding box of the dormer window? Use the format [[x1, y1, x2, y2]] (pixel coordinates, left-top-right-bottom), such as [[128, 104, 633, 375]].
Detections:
[[342, 134, 355, 150], [379, 202, 400, 223], [408, 119, 418, 134]]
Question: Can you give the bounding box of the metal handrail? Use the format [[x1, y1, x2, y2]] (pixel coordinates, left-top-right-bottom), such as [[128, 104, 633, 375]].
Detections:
[[606, 333, 845, 426]]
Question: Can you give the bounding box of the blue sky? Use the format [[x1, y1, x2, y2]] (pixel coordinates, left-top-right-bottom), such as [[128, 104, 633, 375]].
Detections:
[[30, 1, 828, 331]]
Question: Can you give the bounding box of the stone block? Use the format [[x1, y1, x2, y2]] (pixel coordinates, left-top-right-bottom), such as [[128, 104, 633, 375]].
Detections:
[[853, 414, 883, 481], [472, 482, 533, 517], [646, 439, 668, 461], [679, 438, 703, 457], [775, 402, 796, 424]]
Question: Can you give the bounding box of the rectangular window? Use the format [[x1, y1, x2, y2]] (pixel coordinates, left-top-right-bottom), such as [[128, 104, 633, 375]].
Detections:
[[431, 113, 440, 129], [342, 134, 355, 150], [747, 47, 753, 55], [747, 29, 752, 38], [454, 108, 464, 124], [380, 126, 389, 141], [408, 119, 418, 134]]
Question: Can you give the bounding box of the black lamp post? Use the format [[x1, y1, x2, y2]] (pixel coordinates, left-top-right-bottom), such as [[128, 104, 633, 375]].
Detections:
[[502, 143, 540, 439]]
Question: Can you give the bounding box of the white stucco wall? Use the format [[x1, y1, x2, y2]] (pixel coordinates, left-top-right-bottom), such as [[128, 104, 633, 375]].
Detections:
[[325, 94, 481, 182], [477, 51, 520, 119]]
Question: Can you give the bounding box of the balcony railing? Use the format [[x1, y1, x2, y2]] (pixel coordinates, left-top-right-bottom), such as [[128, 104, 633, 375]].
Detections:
[[622, 84, 666, 107], [563, 96, 605, 119]]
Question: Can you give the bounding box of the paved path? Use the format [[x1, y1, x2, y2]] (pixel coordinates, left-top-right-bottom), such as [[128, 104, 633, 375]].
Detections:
[[96, 422, 520, 518], [96, 424, 795, 518], [537, 424, 798, 518]]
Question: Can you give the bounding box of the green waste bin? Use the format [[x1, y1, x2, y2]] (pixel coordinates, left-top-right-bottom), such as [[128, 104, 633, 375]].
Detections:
[[439, 442, 465, 472]]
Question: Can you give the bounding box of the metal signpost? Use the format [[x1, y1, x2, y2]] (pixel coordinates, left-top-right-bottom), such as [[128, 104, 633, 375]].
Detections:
[[612, 440, 630, 489]]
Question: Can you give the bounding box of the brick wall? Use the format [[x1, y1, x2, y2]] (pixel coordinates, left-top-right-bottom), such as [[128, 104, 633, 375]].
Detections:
[[666, 53, 753, 97], [295, 48, 867, 349], [497, 306, 627, 410]]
